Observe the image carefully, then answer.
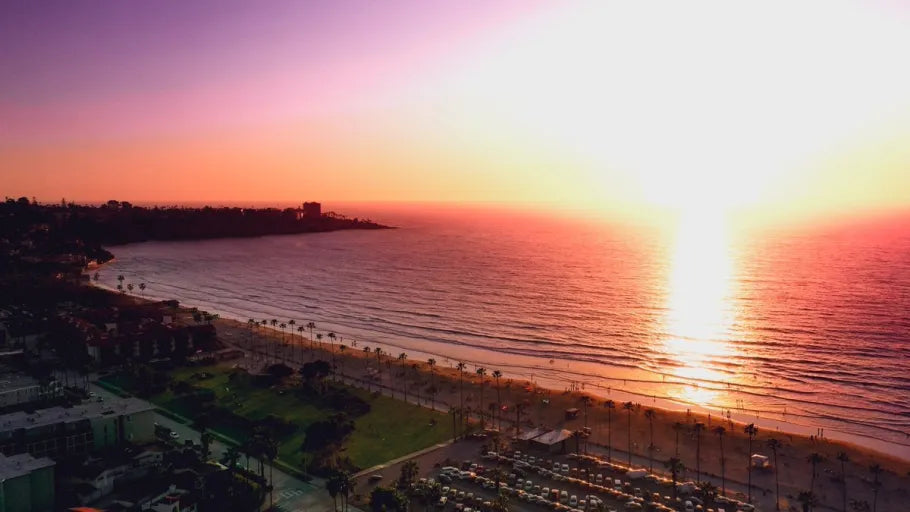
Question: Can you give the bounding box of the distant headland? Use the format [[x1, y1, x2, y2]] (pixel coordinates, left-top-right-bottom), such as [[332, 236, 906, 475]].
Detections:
[[0, 197, 390, 274]]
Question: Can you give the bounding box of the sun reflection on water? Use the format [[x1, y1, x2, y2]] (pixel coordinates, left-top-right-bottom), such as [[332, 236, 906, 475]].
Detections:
[[663, 209, 737, 407]]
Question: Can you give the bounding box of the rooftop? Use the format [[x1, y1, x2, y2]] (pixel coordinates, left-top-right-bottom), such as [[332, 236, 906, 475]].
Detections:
[[0, 397, 154, 432], [0, 452, 55, 479]]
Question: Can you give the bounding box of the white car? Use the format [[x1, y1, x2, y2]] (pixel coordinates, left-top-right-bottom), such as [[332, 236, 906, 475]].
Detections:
[[684, 501, 694, 512], [569, 495, 578, 507]]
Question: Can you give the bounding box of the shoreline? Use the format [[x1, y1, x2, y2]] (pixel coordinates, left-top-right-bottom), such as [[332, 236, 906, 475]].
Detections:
[[91, 275, 910, 462], [89, 281, 910, 510], [90, 278, 910, 460]]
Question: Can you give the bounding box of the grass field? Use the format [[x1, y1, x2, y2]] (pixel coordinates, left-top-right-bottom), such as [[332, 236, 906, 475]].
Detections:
[[103, 365, 451, 470]]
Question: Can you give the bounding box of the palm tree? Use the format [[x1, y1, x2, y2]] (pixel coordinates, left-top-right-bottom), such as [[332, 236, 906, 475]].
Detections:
[[808, 452, 824, 492], [221, 445, 241, 472], [476, 367, 487, 428], [868, 463, 882, 512], [306, 321, 316, 356], [644, 409, 656, 471], [513, 402, 526, 436], [117, 274, 124, 286], [269, 319, 278, 361], [492, 370, 503, 430], [714, 426, 726, 495], [328, 331, 337, 353], [337, 344, 347, 379], [449, 406, 460, 441], [767, 437, 782, 510], [496, 488, 510, 512], [339, 471, 354, 512], [296, 325, 305, 363], [604, 400, 616, 462], [694, 422, 705, 482], [264, 436, 278, 509], [673, 421, 684, 457], [837, 451, 849, 512], [412, 363, 421, 405], [456, 362, 467, 420], [744, 423, 758, 503], [327, 473, 341, 511], [697, 481, 719, 509], [665, 457, 685, 499], [288, 319, 296, 361], [398, 353, 408, 401], [138, 282, 146, 295], [427, 358, 437, 409], [622, 401, 634, 466], [127, 282, 134, 294], [798, 490, 820, 512]]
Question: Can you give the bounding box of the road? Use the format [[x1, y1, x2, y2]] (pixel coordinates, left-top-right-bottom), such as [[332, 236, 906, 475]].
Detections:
[[89, 381, 357, 512]]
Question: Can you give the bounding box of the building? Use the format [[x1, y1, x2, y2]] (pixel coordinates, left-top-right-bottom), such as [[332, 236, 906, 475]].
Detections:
[[299, 202, 321, 219], [0, 453, 55, 512], [0, 373, 62, 409], [0, 398, 155, 459]]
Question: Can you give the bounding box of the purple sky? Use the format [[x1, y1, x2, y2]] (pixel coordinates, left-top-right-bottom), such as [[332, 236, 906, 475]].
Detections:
[[1, 0, 544, 142]]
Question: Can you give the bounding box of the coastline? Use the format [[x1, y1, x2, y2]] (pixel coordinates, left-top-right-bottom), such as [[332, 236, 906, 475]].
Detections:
[[90, 278, 910, 511]]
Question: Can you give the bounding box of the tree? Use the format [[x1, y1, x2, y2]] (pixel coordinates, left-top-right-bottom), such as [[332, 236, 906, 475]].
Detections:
[[456, 362, 467, 427], [767, 437, 782, 510], [744, 423, 758, 503], [837, 451, 850, 512], [672, 421, 683, 456], [604, 400, 616, 462], [495, 488, 511, 512], [398, 460, 419, 488], [369, 486, 407, 512], [288, 319, 296, 361], [623, 401, 634, 466], [296, 325, 305, 363], [694, 422, 705, 482], [697, 481, 718, 509], [476, 367, 487, 428], [306, 321, 316, 356], [808, 452, 824, 492], [427, 359, 437, 408], [492, 370, 503, 430], [138, 282, 146, 295], [221, 445, 241, 471], [798, 490, 820, 512], [327, 473, 342, 511], [714, 426, 727, 495], [665, 457, 685, 499], [200, 431, 213, 460], [869, 463, 882, 512], [398, 353, 408, 401], [644, 409, 656, 471], [450, 406, 461, 441]]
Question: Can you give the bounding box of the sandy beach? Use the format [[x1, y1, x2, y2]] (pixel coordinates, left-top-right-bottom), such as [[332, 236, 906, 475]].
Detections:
[[203, 311, 910, 512]]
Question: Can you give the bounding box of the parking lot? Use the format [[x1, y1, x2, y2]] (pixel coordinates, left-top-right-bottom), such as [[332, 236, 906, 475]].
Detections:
[[409, 446, 758, 512]]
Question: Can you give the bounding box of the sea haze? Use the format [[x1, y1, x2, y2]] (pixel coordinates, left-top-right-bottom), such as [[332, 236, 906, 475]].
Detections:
[[97, 205, 910, 454]]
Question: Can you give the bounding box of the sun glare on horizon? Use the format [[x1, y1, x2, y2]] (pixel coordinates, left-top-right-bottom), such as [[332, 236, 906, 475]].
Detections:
[[661, 209, 738, 406]]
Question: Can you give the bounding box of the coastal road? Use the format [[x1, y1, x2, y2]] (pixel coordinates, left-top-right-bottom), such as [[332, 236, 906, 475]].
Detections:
[[89, 382, 356, 512]]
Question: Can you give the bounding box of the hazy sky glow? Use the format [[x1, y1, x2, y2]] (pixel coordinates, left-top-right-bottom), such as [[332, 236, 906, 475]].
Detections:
[[2, 0, 909, 219]]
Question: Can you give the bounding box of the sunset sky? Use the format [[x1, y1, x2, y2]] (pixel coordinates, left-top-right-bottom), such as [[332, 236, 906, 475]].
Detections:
[[2, 0, 909, 219]]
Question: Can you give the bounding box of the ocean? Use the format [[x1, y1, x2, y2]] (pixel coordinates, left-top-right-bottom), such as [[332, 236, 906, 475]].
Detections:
[[96, 205, 910, 457]]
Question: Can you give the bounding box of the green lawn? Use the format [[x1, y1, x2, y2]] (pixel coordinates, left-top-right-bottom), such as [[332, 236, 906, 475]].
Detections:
[[104, 365, 450, 471]]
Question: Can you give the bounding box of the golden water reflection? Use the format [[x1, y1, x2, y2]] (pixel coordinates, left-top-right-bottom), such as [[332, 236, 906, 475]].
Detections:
[[663, 209, 736, 407]]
